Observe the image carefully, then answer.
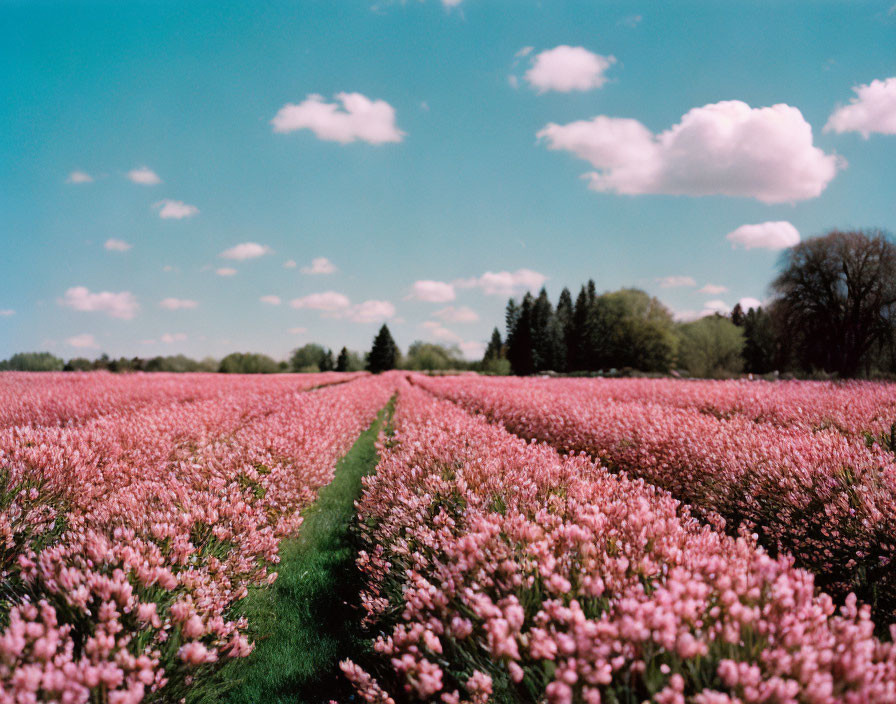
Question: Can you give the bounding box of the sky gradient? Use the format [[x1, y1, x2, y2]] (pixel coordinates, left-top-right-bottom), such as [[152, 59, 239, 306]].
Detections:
[[2, 0, 895, 360]]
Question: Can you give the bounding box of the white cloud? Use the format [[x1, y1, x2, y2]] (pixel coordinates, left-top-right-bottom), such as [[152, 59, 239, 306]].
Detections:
[[216, 267, 237, 276], [537, 100, 840, 203], [290, 291, 351, 311], [0, 309, 14, 317], [345, 300, 396, 323], [271, 92, 405, 144], [127, 167, 162, 185], [155, 200, 199, 219], [159, 298, 198, 310], [738, 297, 763, 311], [58, 286, 139, 319], [657, 276, 696, 288], [104, 238, 132, 252], [301, 257, 337, 274], [66, 333, 99, 349], [410, 280, 456, 302], [459, 340, 486, 359], [699, 283, 728, 295], [421, 322, 485, 360], [220, 242, 272, 260], [825, 77, 896, 137], [727, 221, 800, 250], [525, 46, 616, 93], [703, 299, 730, 315], [289, 327, 307, 335], [435, 305, 479, 323], [454, 268, 547, 297], [283, 259, 298, 269], [67, 171, 93, 184], [260, 295, 282, 305], [161, 332, 187, 344]]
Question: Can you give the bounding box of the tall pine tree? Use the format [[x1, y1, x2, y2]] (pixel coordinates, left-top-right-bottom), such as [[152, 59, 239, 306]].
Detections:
[[531, 287, 554, 372], [555, 287, 574, 373], [507, 293, 535, 375], [366, 325, 398, 373], [336, 346, 350, 372]]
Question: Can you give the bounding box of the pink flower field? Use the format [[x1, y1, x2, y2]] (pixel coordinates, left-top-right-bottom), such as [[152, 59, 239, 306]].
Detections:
[[3, 372, 896, 703]]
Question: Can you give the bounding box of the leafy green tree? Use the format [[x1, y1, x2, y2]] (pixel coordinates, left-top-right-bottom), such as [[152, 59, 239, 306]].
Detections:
[[320, 349, 335, 372], [403, 342, 466, 371], [219, 352, 279, 374], [290, 343, 330, 373], [742, 306, 776, 374], [595, 288, 677, 372], [367, 325, 399, 373], [63, 357, 93, 372], [676, 315, 745, 377], [0, 352, 65, 371]]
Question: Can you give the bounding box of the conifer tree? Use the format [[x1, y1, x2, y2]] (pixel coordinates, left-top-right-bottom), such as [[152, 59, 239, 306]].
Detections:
[[507, 293, 535, 375], [483, 328, 504, 361], [336, 347, 350, 372], [531, 287, 554, 372], [367, 325, 399, 374], [555, 287, 574, 372]]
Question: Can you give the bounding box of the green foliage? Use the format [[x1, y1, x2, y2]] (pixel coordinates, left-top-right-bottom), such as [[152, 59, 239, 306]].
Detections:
[[336, 347, 364, 372], [676, 315, 745, 378], [366, 325, 399, 374], [289, 344, 332, 373], [0, 352, 64, 371], [403, 341, 468, 371], [594, 288, 677, 372], [218, 352, 280, 374]]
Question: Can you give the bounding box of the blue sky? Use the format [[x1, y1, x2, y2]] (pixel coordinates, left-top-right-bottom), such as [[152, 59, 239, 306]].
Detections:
[[2, 0, 895, 360]]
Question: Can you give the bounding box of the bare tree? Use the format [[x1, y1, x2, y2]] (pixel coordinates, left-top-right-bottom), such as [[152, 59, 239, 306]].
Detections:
[[771, 229, 896, 377]]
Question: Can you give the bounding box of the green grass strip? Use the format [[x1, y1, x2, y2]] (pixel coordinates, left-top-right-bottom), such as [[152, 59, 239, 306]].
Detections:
[[218, 399, 393, 704]]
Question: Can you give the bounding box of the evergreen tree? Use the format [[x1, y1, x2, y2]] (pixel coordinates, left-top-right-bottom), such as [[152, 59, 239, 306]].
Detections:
[[321, 349, 335, 371], [336, 346, 350, 372], [570, 286, 590, 371], [483, 328, 504, 361], [554, 287, 574, 373], [730, 303, 745, 326], [742, 306, 776, 374], [507, 293, 535, 375], [531, 287, 554, 372], [367, 325, 399, 374]]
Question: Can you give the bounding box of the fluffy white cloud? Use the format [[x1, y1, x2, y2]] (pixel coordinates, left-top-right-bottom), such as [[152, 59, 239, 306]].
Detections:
[[454, 269, 547, 297], [220, 242, 272, 260], [537, 101, 840, 203], [301, 257, 337, 274], [216, 267, 237, 277], [127, 167, 161, 185], [161, 332, 187, 344], [0, 309, 14, 317], [525, 46, 616, 93], [410, 280, 456, 302], [155, 200, 198, 219], [657, 276, 696, 288], [459, 340, 486, 359], [67, 171, 93, 184], [260, 295, 282, 305], [699, 284, 728, 295], [727, 221, 800, 250], [738, 297, 763, 311], [104, 238, 132, 252], [159, 298, 198, 310], [290, 291, 351, 311], [702, 299, 731, 316], [825, 77, 896, 137], [58, 286, 139, 319], [345, 300, 396, 323], [289, 326, 307, 334], [435, 305, 479, 323], [66, 333, 99, 349], [283, 259, 298, 269], [422, 322, 486, 360], [271, 92, 405, 144]]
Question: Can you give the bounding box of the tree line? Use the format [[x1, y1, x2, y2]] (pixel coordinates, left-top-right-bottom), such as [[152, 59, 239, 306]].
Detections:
[[489, 229, 896, 378]]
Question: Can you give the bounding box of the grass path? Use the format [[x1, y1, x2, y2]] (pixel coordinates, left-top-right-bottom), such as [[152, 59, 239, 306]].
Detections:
[[219, 400, 393, 704]]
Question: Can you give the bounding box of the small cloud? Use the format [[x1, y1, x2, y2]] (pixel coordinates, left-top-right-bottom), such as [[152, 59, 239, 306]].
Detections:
[[66, 333, 99, 349], [161, 332, 187, 344], [289, 327, 307, 334], [344, 299, 395, 323], [454, 268, 547, 297], [301, 257, 337, 274], [163, 265, 176, 273], [159, 297, 198, 310], [657, 276, 696, 288], [67, 171, 93, 184], [727, 221, 800, 250], [459, 340, 486, 359], [699, 284, 728, 295], [271, 92, 405, 144], [290, 291, 351, 311], [525, 46, 616, 93], [260, 295, 282, 305], [410, 280, 456, 303], [127, 167, 162, 185], [703, 299, 730, 315], [738, 296, 763, 311], [435, 305, 479, 323], [515, 46, 534, 58], [283, 259, 298, 269], [0, 309, 14, 317], [58, 286, 139, 319], [220, 242, 273, 260], [104, 238, 132, 252], [216, 267, 237, 276], [825, 76, 896, 137], [155, 200, 198, 219]]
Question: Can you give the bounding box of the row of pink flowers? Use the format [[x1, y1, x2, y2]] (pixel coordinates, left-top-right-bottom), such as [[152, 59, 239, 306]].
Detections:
[[413, 375, 896, 626], [345, 380, 896, 703], [0, 372, 392, 703]]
